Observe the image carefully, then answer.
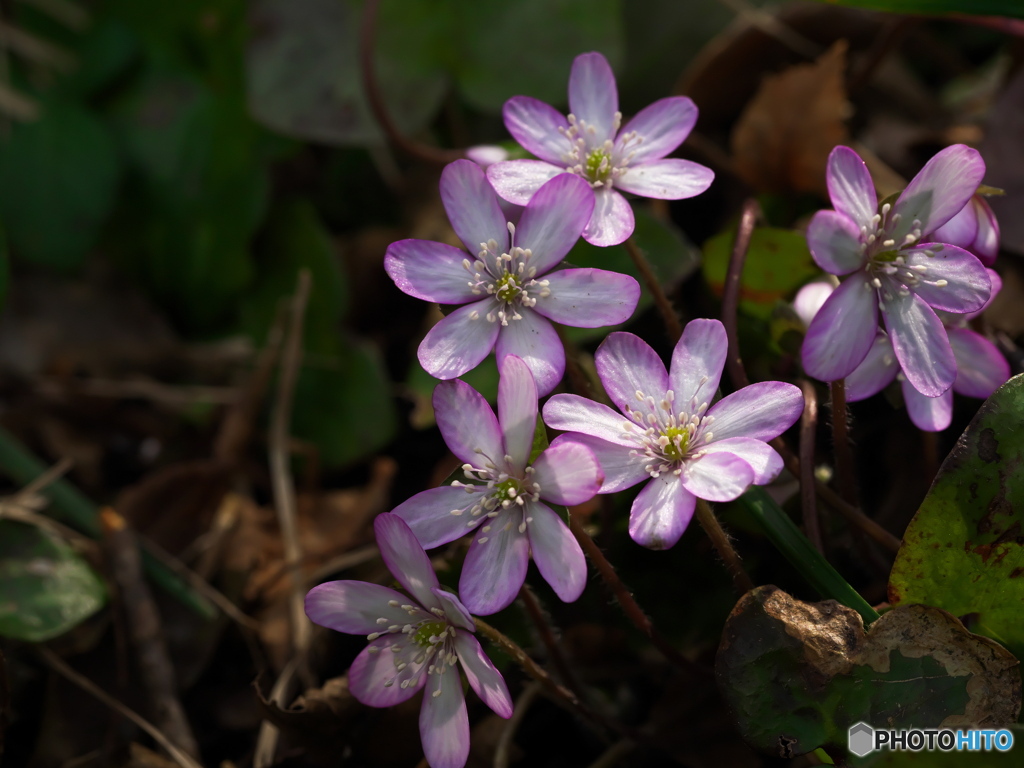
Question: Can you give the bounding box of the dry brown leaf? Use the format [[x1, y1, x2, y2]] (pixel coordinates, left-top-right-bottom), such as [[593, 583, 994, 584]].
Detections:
[[731, 40, 850, 197]]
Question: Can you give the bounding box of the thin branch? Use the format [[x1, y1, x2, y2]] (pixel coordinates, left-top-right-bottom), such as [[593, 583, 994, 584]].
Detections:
[[693, 499, 755, 594], [0, 21, 75, 70], [268, 270, 314, 683], [16, 0, 91, 31], [38, 648, 204, 768], [254, 657, 301, 768], [799, 381, 824, 555], [829, 379, 859, 507], [493, 681, 541, 768], [358, 0, 462, 165], [623, 237, 682, 343], [721, 198, 760, 391], [518, 585, 582, 696]]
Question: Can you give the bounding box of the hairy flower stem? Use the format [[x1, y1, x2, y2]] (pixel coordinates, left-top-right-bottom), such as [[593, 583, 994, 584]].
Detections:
[[474, 617, 629, 739], [518, 585, 583, 697], [693, 499, 755, 594], [799, 381, 825, 555], [568, 515, 710, 678], [623, 236, 683, 343], [722, 198, 760, 390], [829, 379, 859, 508]]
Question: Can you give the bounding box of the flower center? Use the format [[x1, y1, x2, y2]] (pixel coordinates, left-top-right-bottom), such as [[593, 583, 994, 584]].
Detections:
[[413, 620, 447, 648], [584, 148, 613, 184], [446, 452, 544, 539], [462, 222, 552, 326], [492, 477, 525, 503], [619, 387, 717, 479], [558, 111, 636, 190], [660, 426, 689, 461]]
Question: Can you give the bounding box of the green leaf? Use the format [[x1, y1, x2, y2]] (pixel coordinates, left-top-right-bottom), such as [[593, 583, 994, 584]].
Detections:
[[0, 102, 120, 269], [246, 0, 448, 145], [453, 0, 624, 113], [291, 336, 397, 468], [740, 487, 879, 624], [717, 587, 1020, 760], [702, 227, 820, 320], [888, 374, 1024, 662], [809, 0, 1024, 19], [406, 355, 499, 430], [563, 208, 700, 342], [0, 520, 107, 642]]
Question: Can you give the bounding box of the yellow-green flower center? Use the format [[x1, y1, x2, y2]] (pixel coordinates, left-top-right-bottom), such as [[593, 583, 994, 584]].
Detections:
[[493, 477, 523, 502], [495, 272, 522, 303], [413, 620, 447, 647], [584, 148, 613, 184], [661, 426, 689, 462]]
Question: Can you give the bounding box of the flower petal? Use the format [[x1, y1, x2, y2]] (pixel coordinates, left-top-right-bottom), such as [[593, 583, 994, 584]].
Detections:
[[616, 97, 697, 164], [349, 635, 425, 708], [418, 300, 500, 382], [615, 158, 714, 200], [392, 486, 486, 549], [703, 381, 804, 442], [503, 96, 572, 166], [559, 434, 649, 493], [453, 631, 513, 718], [305, 581, 410, 635], [568, 52, 618, 144], [514, 173, 594, 273], [433, 378, 504, 468], [595, 332, 669, 415], [792, 280, 836, 328], [487, 160, 565, 206], [384, 239, 479, 304], [892, 144, 985, 237], [697, 437, 782, 485], [901, 379, 953, 432], [495, 310, 565, 397], [806, 210, 867, 275], [882, 292, 955, 397], [970, 197, 1000, 266], [531, 435, 603, 506], [582, 189, 634, 246], [420, 665, 469, 768], [628, 476, 695, 550], [801, 272, 879, 382], [929, 197, 978, 252], [949, 327, 1010, 399], [459, 514, 530, 615], [498, 355, 538, 470], [531, 268, 640, 327], [826, 146, 877, 229], [433, 588, 475, 631], [845, 333, 899, 401], [440, 160, 509, 255], [542, 394, 637, 445], [669, 318, 727, 411], [373, 514, 441, 611], [526, 501, 587, 603], [680, 451, 755, 502], [902, 244, 990, 314]]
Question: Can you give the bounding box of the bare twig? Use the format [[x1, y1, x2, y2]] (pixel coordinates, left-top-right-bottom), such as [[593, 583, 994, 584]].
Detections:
[[254, 658, 301, 768], [37, 377, 239, 407], [693, 498, 755, 594], [715, 0, 821, 59], [0, 82, 38, 121], [38, 648, 204, 768], [623, 237, 683, 343], [518, 585, 582, 696], [358, 0, 461, 165], [721, 199, 760, 391], [799, 381, 824, 555], [829, 379, 859, 507], [9, 457, 73, 505], [16, 0, 91, 30], [101, 508, 200, 760], [0, 21, 75, 70], [493, 681, 542, 768]]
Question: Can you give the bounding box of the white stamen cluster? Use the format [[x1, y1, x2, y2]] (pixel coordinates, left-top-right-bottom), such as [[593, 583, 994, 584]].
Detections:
[[557, 111, 642, 191], [619, 384, 715, 479], [448, 450, 541, 539], [858, 202, 948, 307], [365, 601, 459, 697], [463, 222, 551, 326]]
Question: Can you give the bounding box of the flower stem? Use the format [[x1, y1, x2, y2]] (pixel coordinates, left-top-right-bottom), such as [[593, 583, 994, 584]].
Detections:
[[623, 236, 682, 343], [693, 498, 755, 594], [518, 584, 583, 696], [568, 514, 710, 677], [721, 198, 760, 390], [829, 379, 859, 507], [799, 380, 825, 555]]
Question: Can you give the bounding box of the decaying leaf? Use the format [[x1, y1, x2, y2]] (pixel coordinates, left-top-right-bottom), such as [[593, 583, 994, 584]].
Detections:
[[731, 40, 850, 197], [716, 586, 1020, 759]]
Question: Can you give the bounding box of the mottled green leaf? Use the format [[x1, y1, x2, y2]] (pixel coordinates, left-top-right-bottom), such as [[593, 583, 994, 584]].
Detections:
[[703, 227, 820, 320], [717, 587, 1020, 760], [889, 374, 1024, 663], [0, 102, 120, 269], [0, 520, 107, 642]]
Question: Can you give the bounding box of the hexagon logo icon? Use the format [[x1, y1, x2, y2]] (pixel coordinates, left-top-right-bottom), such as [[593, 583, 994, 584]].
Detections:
[[848, 722, 875, 757]]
